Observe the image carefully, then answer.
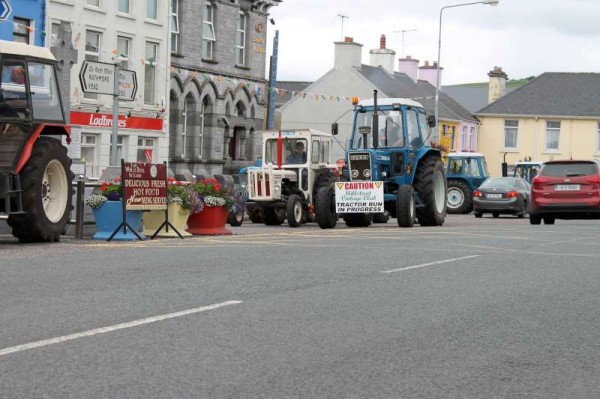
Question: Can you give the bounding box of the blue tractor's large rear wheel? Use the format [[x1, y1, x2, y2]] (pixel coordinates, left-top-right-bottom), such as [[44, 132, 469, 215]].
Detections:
[[413, 156, 446, 226]]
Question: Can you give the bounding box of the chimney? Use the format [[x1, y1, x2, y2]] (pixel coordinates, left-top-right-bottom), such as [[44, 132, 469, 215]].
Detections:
[[369, 34, 396, 74], [488, 66, 508, 103], [398, 55, 419, 82], [418, 60, 442, 87], [334, 37, 363, 70]]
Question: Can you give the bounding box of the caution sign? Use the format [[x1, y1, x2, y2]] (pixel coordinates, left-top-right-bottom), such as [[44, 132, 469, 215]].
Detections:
[[335, 181, 384, 213]]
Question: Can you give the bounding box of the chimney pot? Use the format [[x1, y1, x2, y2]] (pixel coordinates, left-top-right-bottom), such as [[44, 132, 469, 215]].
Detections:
[[424, 60, 429, 67], [344, 36, 353, 43], [380, 34, 386, 49]]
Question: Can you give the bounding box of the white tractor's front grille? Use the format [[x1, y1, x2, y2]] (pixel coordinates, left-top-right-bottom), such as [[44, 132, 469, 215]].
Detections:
[[248, 169, 274, 200]]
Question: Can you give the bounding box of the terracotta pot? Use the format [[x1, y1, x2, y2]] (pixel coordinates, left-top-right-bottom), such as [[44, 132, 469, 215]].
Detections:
[[91, 200, 145, 241], [187, 206, 232, 235], [143, 202, 192, 237]]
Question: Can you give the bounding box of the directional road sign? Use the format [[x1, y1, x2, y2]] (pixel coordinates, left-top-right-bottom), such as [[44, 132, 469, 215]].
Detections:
[[79, 60, 137, 101], [0, 0, 12, 20], [118, 69, 137, 101]]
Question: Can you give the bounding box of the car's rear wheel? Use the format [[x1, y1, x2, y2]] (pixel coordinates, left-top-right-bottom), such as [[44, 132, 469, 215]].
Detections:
[[529, 214, 541, 225], [543, 216, 555, 225]]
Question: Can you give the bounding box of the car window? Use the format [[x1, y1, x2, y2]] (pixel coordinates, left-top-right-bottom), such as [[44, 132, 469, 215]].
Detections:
[[540, 162, 597, 177], [480, 178, 519, 189]]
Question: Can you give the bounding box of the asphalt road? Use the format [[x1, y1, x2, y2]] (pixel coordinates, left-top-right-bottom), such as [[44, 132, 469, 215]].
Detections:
[[1, 215, 600, 398]]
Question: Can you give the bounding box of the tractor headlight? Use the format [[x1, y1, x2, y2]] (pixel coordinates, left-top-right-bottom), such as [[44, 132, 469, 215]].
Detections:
[[364, 169, 372, 178]]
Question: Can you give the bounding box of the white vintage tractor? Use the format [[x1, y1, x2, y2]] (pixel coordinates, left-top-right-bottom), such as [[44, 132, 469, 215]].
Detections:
[[243, 129, 339, 227]]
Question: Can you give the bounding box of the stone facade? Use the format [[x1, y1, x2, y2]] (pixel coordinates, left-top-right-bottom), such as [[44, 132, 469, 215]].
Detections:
[[169, 0, 280, 179]]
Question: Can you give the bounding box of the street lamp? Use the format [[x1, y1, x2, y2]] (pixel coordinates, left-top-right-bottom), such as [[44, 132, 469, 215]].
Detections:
[[434, 0, 499, 141]]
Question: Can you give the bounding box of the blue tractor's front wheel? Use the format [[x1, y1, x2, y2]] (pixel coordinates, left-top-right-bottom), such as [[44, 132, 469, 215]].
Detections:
[[413, 156, 447, 226]]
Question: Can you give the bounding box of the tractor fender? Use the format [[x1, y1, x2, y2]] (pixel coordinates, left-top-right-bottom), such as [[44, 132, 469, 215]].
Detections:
[[16, 124, 71, 174], [407, 148, 442, 184]]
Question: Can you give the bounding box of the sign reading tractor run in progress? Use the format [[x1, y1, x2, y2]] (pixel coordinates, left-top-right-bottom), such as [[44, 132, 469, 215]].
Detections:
[[335, 181, 384, 213], [123, 162, 167, 210]]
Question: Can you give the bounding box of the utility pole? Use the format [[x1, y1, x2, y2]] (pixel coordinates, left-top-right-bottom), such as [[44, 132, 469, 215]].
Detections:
[[337, 14, 349, 40], [393, 29, 417, 58]]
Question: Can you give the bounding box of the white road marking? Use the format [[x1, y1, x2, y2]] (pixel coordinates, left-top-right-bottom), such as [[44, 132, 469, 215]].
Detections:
[[382, 255, 480, 274], [0, 300, 242, 358]]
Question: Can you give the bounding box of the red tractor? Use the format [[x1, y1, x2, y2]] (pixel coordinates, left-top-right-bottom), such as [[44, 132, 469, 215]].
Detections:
[[0, 40, 73, 242]]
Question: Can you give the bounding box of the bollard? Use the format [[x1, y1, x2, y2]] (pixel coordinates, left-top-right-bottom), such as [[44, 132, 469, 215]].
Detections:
[[75, 178, 85, 239]]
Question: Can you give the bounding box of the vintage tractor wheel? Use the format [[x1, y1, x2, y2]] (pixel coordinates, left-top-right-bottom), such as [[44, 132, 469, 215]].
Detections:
[[227, 208, 244, 226], [343, 213, 372, 227], [372, 211, 390, 223], [247, 205, 264, 223], [414, 156, 446, 226], [287, 194, 303, 227], [396, 184, 415, 228], [315, 184, 337, 229], [446, 180, 472, 214], [264, 207, 285, 225], [8, 137, 73, 243]]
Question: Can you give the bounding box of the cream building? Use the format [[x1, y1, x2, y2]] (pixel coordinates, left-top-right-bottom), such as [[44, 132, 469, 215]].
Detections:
[[476, 73, 600, 176]]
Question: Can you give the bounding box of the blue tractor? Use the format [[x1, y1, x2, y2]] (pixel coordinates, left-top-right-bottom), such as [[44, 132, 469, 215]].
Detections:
[[315, 91, 447, 228], [445, 152, 490, 214]]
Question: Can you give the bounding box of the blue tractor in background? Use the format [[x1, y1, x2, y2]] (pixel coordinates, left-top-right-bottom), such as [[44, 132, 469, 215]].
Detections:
[[445, 152, 490, 214], [315, 90, 447, 228]]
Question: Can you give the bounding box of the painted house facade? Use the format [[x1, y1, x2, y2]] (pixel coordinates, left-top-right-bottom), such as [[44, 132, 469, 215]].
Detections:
[[0, 0, 45, 46], [476, 72, 600, 176], [47, 0, 171, 179]]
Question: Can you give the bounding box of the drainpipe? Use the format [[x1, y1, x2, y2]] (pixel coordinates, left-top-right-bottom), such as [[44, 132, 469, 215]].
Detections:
[[534, 116, 538, 160]]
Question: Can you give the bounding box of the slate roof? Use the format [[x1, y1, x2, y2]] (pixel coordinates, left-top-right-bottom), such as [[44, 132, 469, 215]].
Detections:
[[274, 81, 312, 107], [355, 65, 477, 123], [442, 84, 516, 113], [477, 73, 600, 117]]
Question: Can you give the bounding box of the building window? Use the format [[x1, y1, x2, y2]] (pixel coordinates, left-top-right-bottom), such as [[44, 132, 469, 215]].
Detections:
[[111, 136, 125, 162], [202, 2, 216, 59], [86, 0, 100, 7], [171, 0, 180, 53], [85, 30, 102, 99], [236, 12, 246, 65], [116, 36, 130, 70], [81, 134, 99, 177], [469, 126, 475, 150], [137, 137, 155, 163], [545, 121, 560, 151], [147, 0, 158, 20], [450, 126, 456, 150], [13, 18, 32, 44], [118, 0, 130, 14], [144, 42, 158, 104], [503, 120, 518, 149]]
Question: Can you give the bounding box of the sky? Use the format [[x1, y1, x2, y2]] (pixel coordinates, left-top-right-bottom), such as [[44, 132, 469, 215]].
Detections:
[[265, 0, 600, 86]]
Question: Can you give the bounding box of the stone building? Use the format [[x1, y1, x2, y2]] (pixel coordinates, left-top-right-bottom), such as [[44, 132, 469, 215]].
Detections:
[[169, 0, 281, 179]]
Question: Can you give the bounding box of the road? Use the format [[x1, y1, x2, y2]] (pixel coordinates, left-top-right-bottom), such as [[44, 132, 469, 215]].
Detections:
[[1, 215, 600, 398]]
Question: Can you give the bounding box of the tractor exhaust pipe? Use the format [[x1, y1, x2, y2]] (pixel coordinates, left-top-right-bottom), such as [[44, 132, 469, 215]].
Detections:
[[372, 90, 379, 149]]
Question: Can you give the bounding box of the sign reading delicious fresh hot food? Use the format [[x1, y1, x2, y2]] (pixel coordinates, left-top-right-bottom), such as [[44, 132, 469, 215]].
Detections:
[[123, 162, 167, 210], [334, 181, 384, 213]]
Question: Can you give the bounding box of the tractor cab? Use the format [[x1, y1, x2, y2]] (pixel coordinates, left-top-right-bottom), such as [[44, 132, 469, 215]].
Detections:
[[445, 152, 490, 214]]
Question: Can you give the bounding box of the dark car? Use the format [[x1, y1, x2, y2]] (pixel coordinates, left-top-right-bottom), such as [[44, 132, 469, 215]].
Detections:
[[473, 177, 531, 218], [529, 160, 600, 225]]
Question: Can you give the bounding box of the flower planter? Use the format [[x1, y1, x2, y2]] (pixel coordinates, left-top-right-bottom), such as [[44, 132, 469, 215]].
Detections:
[[91, 200, 146, 241], [187, 206, 232, 235], [143, 203, 192, 237]]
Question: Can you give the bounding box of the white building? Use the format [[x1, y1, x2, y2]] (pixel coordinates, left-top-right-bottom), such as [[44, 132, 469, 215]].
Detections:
[[47, 0, 170, 179]]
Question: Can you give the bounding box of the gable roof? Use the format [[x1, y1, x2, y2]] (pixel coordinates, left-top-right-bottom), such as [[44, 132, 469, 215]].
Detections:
[[356, 65, 478, 123], [442, 84, 519, 113], [477, 73, 600, 117]]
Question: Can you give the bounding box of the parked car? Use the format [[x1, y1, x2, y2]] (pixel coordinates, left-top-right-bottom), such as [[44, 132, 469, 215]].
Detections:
[[529, 160, 600, 225], [473, 177, 531, 218]]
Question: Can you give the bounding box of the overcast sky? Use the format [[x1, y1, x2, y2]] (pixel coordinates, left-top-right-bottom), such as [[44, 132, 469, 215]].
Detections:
[[265, 0, 599, 86]]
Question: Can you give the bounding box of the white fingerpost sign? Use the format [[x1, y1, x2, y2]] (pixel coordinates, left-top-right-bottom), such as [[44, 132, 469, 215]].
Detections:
[[334, 181, 384, 213]]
